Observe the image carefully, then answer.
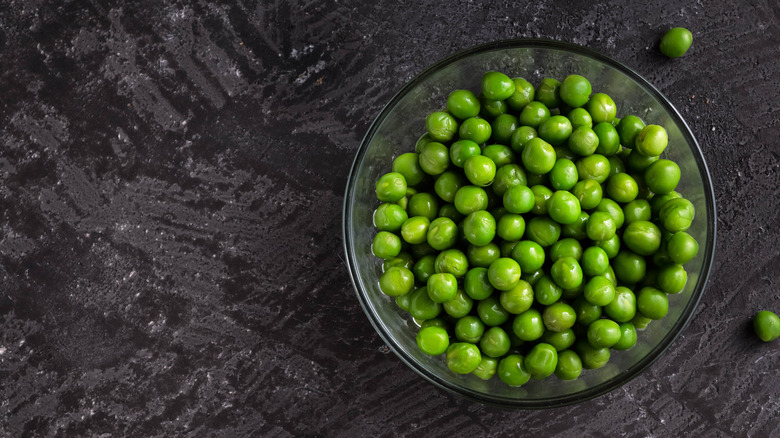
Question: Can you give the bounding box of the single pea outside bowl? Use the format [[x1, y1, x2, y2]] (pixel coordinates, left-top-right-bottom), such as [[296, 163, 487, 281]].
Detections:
[[343, 39, 716, 408]]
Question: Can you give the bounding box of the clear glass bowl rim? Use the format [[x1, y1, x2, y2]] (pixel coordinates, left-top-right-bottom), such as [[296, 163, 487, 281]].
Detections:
[[342, 38, 717, 408]]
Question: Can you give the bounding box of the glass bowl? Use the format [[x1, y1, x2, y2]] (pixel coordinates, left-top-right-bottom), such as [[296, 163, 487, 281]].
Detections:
[[342, 39, 716, 408]]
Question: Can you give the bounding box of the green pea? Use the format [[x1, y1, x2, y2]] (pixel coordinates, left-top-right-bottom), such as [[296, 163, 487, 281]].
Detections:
[[568, 107, 593, 130], [613, 322, 638, 350], [587, 319, 621, 348], [524, 343, 559, 381], [536, 78, 562, 109], [550, 238, 583, 262], [401, 216, 430, 244], [511, 240, 546, 272], [483, 144, 516, 168], [568, 126, 600, 156], [472, 356, 499, 380], [586, 211, 616, 241], [510, 125, 538, 153], [581, 246, 609, 277], [539, 115, 573, 146], [561, 211, 589, 240], [408, 193, 438, 221], [626, 149, 659, 173], [550, 257, 583, 290], [576, 339, 610, 369], [576, 154, 611, 183], [531, 185, 554, 215], [487, 257, 522, 291], [542, 329, 576, 352], [482, 71, 516, 101], [383, 251, 414, 272], [464, 155, 497, 187], [594, 198, 625, 229], [547, 190, 582, 225], [498, 354, 531, 386], [491, 114, 519, 145], [376, 172, 407, 202], [416, 326, 450, 355], [667, 231, 699, 264], [497, 214, 526, 242], [554, 349, 583, 380], [657, 264, 688, 294], [438, 203, 463, 223], [635, 125, 668, 157], [573, 296, 602, 326], [606, 173, 639, 203], [503, 184, 535, 214], [449, 139, 482, 168], [607, 155, 626, 177], [604, 286, 637, 322], [613, 250, 647, 285], [525, 216, 562, 248], [446, 89, 481, 119], [453, 185, 488, 215], [616, 115, 646, 149], [636, 286, 668, 320], [425, 111, 458, 142], [522, 137, 557, 175], [462, 210, 496, 246], [426, 272, 458, 303], [644, 159, 681, 195], [454, 315, 485, 343], [518, 101, 551, 128], [473, 326, 510, 358], [392, 153, 426, 187], [596, 234, 621, 259], [559, 75, 592, 108], [372, 231, 402, 260], [500, 280, 534, 314], [593, 122, 621, 156], [374, 203, 408, 232], [479, 94, 508, 119], [459, 117, 493, 144], [631, 314, 653, 331], [623, 199, 652, 225], [464, 267, 495, 300], [534, 274, 563, 306], [512, 308, 545, 341], [586, 93, 617, 124], [443, 289, 474, 318], [412, 254, 436, 283], [506, 77, 536, 111], [378, 266, 415, 297], [446, 342, 482, 374], [409, 286, 442, 320], [659, 198, 695, 232], [466, 243, 500, 268], [542, 302, 577, 332], [622, 220, 662, 256], [418, 142, 451, 176], [754, 311, 780, 342], [492, 164, 527, 197], [549, 158, 579, 191], [434, 248, 469, 278], [659, 27, 693, 58], [583, 275, 616, 307]]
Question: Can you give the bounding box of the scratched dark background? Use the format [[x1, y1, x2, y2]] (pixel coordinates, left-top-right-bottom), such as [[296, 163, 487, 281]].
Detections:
[[0, 0, 778, 436]]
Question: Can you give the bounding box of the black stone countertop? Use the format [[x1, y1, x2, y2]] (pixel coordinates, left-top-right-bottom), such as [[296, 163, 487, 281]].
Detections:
[[1, 1, 779, 436]]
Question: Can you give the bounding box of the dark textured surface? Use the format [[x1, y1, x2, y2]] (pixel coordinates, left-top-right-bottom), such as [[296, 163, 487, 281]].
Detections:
[[0, 0, 778, 436]]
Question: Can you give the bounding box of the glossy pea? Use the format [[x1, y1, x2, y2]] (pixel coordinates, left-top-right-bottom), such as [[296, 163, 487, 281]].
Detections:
[[660, 27, 693, 58], [446, 342, 482, 374]]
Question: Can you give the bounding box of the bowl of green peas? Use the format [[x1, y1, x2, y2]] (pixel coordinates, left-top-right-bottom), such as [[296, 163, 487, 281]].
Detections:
[[343, 39, 716, 408]]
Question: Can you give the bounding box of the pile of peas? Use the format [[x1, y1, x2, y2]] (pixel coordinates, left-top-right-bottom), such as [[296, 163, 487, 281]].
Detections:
[[371, 71, 699, 386]]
